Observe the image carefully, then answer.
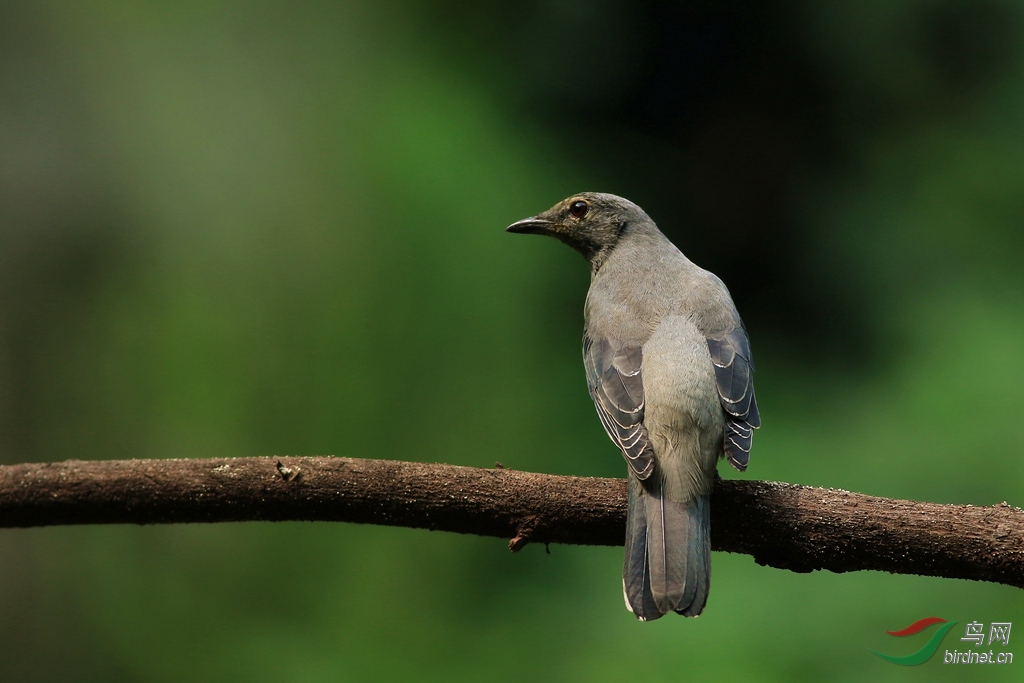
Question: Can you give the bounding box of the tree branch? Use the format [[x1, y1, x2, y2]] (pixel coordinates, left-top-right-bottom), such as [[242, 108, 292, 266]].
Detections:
[[0, 456, 1021, 587]]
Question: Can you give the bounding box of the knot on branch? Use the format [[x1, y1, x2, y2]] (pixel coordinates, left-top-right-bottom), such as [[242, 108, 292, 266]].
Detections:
[[275, 461, 303, 483], [509, 515, 540, 552]]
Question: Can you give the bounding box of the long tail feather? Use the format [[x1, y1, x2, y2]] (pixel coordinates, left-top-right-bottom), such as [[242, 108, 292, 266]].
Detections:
[[677, 494, 711, 617], [623, 475, 660, 620], [644, 481, 689, 614], [623, 475, 711, 619]]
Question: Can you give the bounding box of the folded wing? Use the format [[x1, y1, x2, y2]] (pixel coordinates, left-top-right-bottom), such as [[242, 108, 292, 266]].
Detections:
[[583, 333, 655, 480], [706, 326, 760, 471]]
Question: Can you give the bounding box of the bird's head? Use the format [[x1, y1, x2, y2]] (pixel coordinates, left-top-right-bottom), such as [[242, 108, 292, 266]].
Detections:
[[506, 192, 652, 269]]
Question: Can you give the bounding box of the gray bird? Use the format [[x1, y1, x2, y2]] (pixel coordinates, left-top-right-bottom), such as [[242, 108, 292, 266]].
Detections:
[[507, 192, 759, 619]]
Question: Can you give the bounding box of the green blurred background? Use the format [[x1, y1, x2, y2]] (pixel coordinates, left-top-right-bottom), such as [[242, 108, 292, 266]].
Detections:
[[1, 1, 1023, 681]]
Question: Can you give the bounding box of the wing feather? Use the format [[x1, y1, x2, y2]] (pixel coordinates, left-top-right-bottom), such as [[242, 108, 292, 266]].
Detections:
[[707, 326, 760, 471], [584, 333, 655, 480]]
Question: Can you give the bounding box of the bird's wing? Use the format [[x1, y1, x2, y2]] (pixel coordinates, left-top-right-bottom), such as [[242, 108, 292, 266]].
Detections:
[[707, 326, 760, 472], [584, 333, 655, 479]]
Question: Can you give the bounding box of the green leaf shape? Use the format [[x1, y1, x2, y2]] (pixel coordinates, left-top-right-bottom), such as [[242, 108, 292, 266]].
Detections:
[[870, 620, 959, 666]]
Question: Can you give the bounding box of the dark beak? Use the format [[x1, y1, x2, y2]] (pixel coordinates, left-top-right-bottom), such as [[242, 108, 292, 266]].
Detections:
[[505, 217, 553, 235]]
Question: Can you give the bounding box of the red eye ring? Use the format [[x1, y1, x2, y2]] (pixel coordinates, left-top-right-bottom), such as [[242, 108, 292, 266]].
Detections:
[[569, 200, 589, 218]]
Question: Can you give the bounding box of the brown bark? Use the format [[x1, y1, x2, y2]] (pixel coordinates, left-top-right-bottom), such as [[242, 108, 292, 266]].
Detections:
[[0, 456, 1021, 587]]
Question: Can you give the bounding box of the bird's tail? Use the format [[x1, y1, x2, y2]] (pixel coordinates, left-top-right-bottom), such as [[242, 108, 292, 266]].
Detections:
[[623, 475, 710, 620]]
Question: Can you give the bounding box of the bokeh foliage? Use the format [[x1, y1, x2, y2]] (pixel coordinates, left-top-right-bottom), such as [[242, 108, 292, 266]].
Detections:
[[1, 1, 1023, 681]]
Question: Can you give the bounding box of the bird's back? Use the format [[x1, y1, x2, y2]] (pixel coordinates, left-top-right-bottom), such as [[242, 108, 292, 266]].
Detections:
[[584, 226, 740, 346]]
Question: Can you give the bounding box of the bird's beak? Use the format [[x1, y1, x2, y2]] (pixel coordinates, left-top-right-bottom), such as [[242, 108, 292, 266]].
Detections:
[[505, 217, 553, 235]]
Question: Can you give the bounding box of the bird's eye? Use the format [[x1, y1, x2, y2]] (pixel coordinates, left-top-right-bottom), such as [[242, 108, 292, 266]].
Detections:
[[569, 200, 589, 218]]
